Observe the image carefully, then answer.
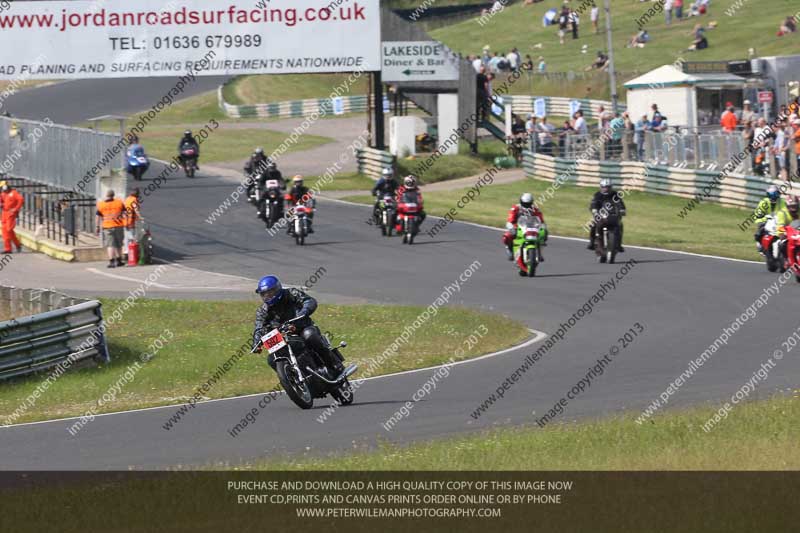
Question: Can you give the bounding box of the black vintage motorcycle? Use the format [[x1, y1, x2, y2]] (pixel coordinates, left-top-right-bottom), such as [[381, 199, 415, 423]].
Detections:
[[253, 316, 357, 409]]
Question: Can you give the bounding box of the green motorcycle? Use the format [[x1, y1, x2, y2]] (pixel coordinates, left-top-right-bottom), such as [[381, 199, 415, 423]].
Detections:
[[512, 216, 546, 277]]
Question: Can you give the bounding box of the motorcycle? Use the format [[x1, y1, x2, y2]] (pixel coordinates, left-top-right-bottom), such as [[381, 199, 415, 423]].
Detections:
[[760, 215, 783, 272], [180, 146, 198, 178], [260, 179, 284, 229], [512, 216, 546, 277], [378, 194, 396, 237], [594, 205, 622, 264], [288, 200, 313, 245], [254, 316, 357, 410], [398, 201, 421, 245], [783, 221, 800, 283], [126, 146, 150, 181]]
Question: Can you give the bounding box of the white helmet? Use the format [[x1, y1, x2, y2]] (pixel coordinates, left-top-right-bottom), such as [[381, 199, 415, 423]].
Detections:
[[520, 193, 533, 208], [600, 178, 611, 192], [404, 175, 417, 189], [382, 167, 393, 178]]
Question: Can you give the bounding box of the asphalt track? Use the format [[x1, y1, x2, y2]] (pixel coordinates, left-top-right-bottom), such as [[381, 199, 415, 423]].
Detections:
[[2, 76, 228, 124], [2, 84, 800, 469]]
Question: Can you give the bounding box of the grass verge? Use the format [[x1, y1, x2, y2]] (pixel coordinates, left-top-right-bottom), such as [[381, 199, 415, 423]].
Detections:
[[306, 172, 376, 191], [0, 299, 529, 425], [345, 176, 764, 261], [222, 74, 368, 105], [235, 394, 800, 470], [398, 140, 508, 184]]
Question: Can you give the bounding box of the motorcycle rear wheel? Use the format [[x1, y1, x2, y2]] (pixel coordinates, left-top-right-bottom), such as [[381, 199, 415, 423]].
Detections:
[[276, 361, 313, 409]]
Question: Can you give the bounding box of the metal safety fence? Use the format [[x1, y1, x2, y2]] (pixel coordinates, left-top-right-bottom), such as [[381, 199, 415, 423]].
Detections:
[[0, 115, 123, 195], [0, 286, 109, 382]]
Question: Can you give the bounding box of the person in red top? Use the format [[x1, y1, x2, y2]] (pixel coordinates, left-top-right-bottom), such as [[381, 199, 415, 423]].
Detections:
[[395, 175, 426, 233], [720, 105, 738, 132], [503, 193, 545, 260], [0, 180, 24, 254]]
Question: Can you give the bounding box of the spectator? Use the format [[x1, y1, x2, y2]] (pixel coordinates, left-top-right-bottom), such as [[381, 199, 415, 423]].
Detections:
[[586, 50, 609, 71], [623, 111, 635, 158], [0, 180, 23, 254], [742, 120, 755, 168], [537, 116, 555, 155], [569, 9, 580, 39], [597, 105, 612, 133], [537, 56, 547, 73], [526, 114, 538, 150], [558, 119, 576, 155], [476, 66, 488, 119], [481, 46, 491, 66], [778, 15, 797, 36], [558, 5, 570, 44], [506, 48, 520, 71], [688, 23, 708, 51], [635, 114, 650, 161], [792, 120, 800, 172], [123, 188, 141, 259], [665, 0, 674, 25], [608, 113, 625, 158], [471, 54, 483, 73], [720, 105, 738, 132], [675, 0, 684, 20], [741, 100, 756, 124], [789, 97, 800, 116], [521, 55, 534, 71], [651, 114, 668, 132], [488, 52, 503, 72], [573, 110, 588, 135], [590, 2, 599, 34], [651, 103, 663, 122], [96, 189, 126, 269], [627, 29, 650, 48], [772, 120, 788, 179]]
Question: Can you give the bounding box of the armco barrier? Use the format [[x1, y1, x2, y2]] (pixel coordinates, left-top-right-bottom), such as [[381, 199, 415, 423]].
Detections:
[[504, 96, 623, 121], [357, 147, 395, 179], [0, 287, 109, 381], [522, 151, 772, 210]]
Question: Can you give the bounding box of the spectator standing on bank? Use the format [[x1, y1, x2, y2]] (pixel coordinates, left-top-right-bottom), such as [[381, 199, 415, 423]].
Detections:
[[590, 2, 599, 34], [558, 119, 576, 155], [608, 113, 625, 159], [521, 55, 534, 71], [573, 110, 588, 135], [558, 5, 570, 44], [96, 189, 126, 269], [651, 103, 663, 123], [675, 0, 684, 20], [664, 0, 674, 25], [569, 9, 580, 40], [537, 56, 547, 73]]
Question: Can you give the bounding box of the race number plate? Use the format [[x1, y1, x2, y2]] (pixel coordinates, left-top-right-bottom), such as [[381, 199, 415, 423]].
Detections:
[[261, 329, 287, 354], [266, 180, 280, 188]]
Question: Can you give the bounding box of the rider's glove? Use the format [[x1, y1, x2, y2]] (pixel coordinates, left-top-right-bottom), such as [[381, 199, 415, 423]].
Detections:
[[505, 222, 515, 231]]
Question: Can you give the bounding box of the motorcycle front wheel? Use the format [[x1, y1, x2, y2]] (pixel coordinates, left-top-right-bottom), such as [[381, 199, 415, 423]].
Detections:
[[276, 361, 313, 409]]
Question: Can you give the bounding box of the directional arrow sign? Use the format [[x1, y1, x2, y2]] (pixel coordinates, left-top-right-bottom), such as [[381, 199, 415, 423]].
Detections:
[[402, 69, 436, 76], [382, 41, 460, 82]]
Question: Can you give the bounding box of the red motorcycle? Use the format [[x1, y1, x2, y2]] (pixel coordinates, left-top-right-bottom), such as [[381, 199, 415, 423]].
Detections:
[[783, 222, 800, 283], [397, 201, 420, 245], [180, 147, 198, 178], [760, 216, 783, 272]]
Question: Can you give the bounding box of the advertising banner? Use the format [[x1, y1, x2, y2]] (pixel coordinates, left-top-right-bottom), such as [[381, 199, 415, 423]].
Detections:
[[0, 0, 381, 79]]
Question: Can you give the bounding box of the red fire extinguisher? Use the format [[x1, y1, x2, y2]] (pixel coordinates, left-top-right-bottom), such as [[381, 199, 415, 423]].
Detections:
[[127, 240, 140, 266]]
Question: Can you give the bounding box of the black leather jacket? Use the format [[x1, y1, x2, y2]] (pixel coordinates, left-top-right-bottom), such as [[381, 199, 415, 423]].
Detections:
[[590, 190, 626, 215], [252, 288, 317, 347]]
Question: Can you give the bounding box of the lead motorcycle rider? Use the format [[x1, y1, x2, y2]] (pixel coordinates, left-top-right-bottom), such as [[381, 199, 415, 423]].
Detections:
[[371, 167, 399, 223], [587, 178, 626, 252], [754, 185, 787, 253], [502, 192, 546, 261], [395, 175, 426, 232], [251, 275, 344, 374], [177, 130, 200, 170], [244, 148, 273, 199]]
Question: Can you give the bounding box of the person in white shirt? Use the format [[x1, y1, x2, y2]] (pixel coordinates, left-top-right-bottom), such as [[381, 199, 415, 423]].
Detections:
[[526, 114, 537, 151], [472, 55, 483, 73], [537, 116, 555, 155], [573, 110, 588, 135], [506, 48, 519, 71], [772, 122, 787, 178], [664, 0, 674, 25], [590, 3, 600, 34]]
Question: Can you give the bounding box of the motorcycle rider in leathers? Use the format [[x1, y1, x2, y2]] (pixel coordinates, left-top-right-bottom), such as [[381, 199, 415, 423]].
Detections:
[[587, 178, 626, 252], [251, 275, 344, 374], [502, 192, 546, 261], [371, 167, 399, 224]]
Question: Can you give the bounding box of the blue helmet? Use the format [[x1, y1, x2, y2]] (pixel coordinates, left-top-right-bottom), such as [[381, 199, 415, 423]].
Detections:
[[255, 275, 283, 305], [767, 185, 780, 203]]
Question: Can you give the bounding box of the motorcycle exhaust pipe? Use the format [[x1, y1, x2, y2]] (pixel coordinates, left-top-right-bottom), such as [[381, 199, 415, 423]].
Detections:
[[305, 364, 358, 384]]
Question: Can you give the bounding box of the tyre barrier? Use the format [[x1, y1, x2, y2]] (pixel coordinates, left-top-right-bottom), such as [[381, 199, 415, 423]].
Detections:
[[0, 287, 109, 382]]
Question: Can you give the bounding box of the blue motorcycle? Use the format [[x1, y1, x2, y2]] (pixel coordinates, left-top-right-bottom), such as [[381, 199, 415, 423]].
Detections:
[[126, 144, 150, 181]]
